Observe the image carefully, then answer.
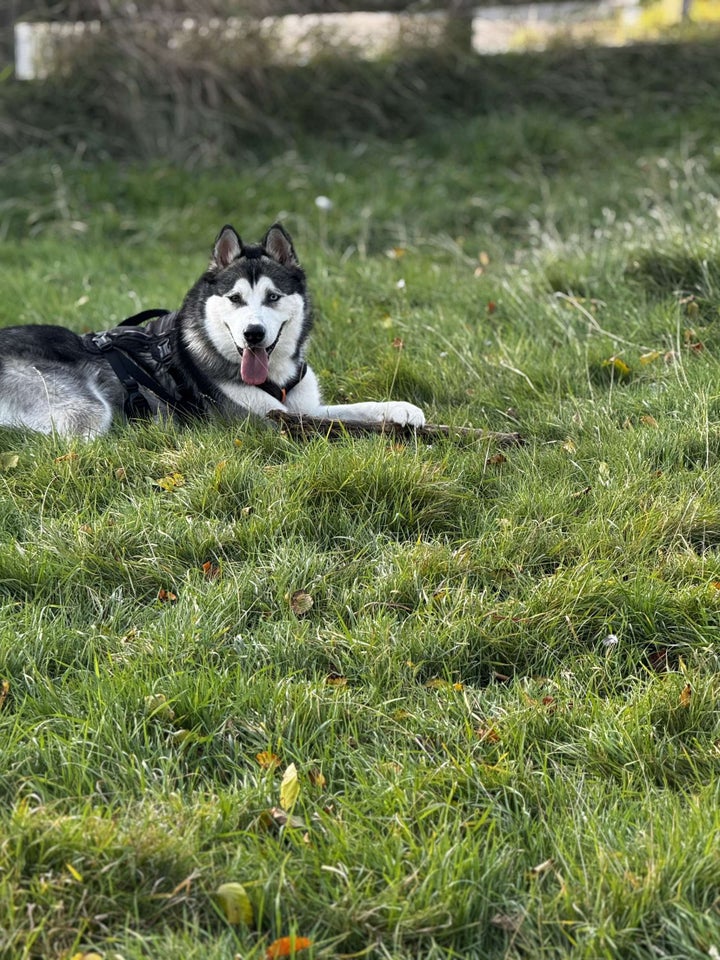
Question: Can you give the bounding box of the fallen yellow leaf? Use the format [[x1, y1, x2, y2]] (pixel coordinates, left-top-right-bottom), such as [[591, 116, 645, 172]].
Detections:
[[256, 751, 281, 769], [154, 472, 184, 491], [216, 882, 254, 925], [279, 763, 300, 813], [603, 356, 631, 377], [326, 674, 348, 687]]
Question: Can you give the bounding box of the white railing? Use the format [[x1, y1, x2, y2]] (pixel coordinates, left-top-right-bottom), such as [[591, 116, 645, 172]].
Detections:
[[13, 0, 641, 80]]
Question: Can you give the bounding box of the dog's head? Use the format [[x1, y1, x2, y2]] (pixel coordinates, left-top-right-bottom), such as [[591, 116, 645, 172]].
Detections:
[[198, 223, 309, 385]]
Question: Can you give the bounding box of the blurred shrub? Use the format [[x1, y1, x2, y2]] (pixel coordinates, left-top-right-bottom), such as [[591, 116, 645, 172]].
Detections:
[[3, 4, 476, 159], [2, 3, 720, 162]]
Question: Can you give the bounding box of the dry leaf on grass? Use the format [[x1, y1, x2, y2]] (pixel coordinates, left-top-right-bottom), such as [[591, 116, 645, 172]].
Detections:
[[491, 912, 523, 932], [216, 882, 254, 926], [288, 590, 313, 616], [476, 725, 500, 743], [154, 472, 184, 491], [326, 674, 348, 687], [201, 560, 221, 580], [256, 751, 281, 769], [266, 936, 313, 958], [280, 763, 300, 813], [259, 807, 308, 831], [603, 356, 631, 377]]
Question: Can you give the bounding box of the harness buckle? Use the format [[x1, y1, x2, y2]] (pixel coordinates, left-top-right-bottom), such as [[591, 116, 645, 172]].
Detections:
[[94, 332, 114, 351], [153, 338, 172, 362], [123, 379, 151, 419]]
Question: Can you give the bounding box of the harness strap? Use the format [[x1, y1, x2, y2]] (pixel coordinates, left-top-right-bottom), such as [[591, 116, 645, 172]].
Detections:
[[117, 308, 172, 327], [255, 361, 308, 404], [92, 330, 182, 419], [86, 309, 184, 420]]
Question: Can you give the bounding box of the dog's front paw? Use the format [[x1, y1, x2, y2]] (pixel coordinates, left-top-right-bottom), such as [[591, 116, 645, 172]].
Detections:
[[380, 401, 426, 428]]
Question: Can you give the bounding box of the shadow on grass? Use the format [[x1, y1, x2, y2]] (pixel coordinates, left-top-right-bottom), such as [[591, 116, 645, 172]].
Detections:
[[626, 250, 720, 300]]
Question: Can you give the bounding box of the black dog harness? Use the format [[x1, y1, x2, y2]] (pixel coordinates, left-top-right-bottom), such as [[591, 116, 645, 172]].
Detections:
[[82, 309, 189, 421], [82, 309, 307, 421]]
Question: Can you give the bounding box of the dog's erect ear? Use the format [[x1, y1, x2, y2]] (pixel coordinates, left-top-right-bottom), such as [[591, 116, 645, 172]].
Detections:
[[210, 225, 243, 270], [263, 223, 299, 267]]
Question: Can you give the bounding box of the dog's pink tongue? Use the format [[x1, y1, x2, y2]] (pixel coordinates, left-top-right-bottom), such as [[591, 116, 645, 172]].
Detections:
[[241, 348, 269, 385]]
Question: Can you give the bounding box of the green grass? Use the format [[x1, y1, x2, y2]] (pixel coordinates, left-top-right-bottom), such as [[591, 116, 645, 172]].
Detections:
[[3, 45, 720, 959]]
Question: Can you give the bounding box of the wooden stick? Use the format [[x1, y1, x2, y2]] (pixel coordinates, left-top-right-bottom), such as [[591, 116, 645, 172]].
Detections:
[[267, 410, 524, 446]]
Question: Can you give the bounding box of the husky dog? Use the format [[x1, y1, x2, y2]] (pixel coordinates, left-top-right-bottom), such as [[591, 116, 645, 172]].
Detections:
[[0, 223, 425, 438]]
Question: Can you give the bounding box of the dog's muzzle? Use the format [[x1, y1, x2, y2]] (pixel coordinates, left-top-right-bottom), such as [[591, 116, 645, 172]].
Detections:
[[243, 323, 265, 346], [242, 321, 286, 356]]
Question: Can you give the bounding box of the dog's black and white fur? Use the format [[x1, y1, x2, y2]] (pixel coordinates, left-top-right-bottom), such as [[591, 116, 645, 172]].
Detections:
[[0, 224, 425, 437]]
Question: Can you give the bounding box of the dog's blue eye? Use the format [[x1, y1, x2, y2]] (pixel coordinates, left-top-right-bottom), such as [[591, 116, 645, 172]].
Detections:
[[228, 293, 245, 306], [266, 292, 281, 304]]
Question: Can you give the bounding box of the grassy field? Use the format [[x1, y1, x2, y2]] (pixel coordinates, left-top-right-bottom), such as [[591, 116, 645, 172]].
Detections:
[[2, 39, 720, 960]]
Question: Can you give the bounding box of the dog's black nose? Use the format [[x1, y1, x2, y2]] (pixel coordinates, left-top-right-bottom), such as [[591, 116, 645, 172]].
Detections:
[[243, 324, 265, 346]]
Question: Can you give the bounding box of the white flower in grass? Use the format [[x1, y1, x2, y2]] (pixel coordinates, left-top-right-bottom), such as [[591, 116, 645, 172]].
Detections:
[[314, 195, 333, 211]]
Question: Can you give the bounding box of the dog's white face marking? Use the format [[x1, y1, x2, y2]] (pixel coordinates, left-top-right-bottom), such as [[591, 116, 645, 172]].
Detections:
[[204, 275, 304, 367]]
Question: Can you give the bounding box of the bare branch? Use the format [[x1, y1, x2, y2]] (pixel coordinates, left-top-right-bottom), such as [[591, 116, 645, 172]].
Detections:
[[267, 410, 524, 445]]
